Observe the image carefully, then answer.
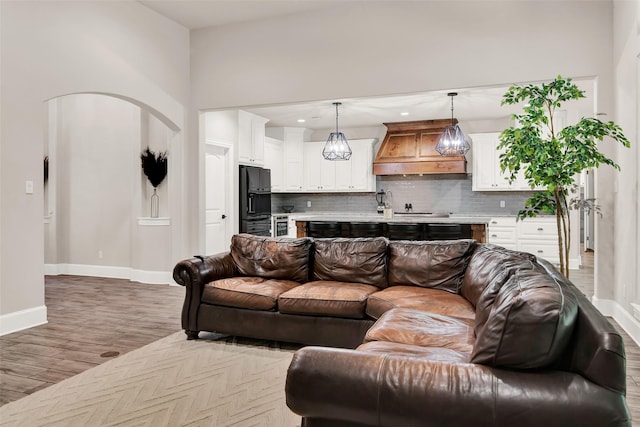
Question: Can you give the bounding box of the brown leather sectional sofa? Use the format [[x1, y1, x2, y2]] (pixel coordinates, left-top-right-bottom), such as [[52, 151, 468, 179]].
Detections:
[[173, 234, 631, 426]]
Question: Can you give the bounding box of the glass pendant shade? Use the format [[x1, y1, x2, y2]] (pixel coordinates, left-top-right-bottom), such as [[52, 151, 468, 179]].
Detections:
[[435, 92, 470, 157], [323, 102, 352, 161], [436, 124, 470, 156]]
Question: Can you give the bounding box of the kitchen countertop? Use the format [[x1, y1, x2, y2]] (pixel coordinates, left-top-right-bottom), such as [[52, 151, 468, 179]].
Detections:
[[284, 212, 496, 225]]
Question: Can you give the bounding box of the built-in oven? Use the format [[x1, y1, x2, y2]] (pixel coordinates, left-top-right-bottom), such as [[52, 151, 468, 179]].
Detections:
[[272, 214, 289, 237]]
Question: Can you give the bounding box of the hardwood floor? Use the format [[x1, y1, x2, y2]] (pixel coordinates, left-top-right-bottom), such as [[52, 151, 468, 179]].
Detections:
[[0, 275, 184, 405], [1, 259, 639, 422]]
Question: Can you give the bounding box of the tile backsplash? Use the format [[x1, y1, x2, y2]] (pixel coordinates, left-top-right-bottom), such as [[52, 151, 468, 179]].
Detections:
[[273, 174, 533, 216]]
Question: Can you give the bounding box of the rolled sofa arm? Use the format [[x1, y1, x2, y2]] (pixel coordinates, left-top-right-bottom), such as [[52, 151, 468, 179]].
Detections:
[[172, 252, 236, 335], [286, 347, 631, 427]]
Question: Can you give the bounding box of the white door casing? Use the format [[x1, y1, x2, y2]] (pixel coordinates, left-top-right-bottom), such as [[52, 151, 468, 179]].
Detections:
[[205, 144, 230, 255]]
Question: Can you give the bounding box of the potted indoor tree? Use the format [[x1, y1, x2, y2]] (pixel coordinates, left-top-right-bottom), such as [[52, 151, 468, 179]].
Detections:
[[499, 76, 630, 277], [140, 147, 168, 218]]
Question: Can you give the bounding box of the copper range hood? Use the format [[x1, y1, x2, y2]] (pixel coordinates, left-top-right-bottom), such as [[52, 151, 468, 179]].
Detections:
[[373, 119, 467, 175]]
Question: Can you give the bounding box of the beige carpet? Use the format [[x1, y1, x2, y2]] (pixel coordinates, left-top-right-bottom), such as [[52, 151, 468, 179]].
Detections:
[[0, 332, 301, 427]]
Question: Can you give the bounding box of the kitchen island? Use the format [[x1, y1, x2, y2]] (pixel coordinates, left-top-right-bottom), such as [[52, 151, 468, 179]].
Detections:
[[290, 213, 491, 242]]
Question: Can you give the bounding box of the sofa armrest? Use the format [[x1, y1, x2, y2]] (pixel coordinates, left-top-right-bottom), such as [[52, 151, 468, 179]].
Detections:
[[172, 252, 236, 334], [286, 347, 631, 427], [173, 252, 236, 287]]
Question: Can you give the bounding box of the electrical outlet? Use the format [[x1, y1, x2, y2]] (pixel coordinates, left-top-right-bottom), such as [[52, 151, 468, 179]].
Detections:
[[25, 180, 34, 194], [307, 200, 311, 208], [500, 200, 506, 208], [98, 250, 103, 259]]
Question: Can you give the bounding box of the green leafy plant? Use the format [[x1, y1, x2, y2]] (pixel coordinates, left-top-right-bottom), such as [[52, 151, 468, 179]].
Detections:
[[499, 76, 630, 277], [140, 147, 168, 188]]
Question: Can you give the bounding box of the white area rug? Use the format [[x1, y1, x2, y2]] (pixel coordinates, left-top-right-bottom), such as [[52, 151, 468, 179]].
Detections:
[[0, 332, 300, 426]]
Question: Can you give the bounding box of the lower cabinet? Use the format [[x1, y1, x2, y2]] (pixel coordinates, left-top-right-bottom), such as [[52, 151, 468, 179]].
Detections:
[[488, 216, 559, 263], [486, 217, 518, 250]]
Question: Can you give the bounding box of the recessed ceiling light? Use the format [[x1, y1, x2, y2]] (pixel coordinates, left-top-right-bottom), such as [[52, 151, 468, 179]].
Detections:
[[400, 112, 409, 116], [297, 119, 306, 123]]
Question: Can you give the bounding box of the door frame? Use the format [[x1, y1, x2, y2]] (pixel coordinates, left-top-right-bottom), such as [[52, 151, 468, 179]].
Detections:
[[200, 133, 235, 255]]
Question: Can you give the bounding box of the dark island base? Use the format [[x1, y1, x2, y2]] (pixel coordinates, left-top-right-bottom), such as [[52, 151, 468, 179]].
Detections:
[[295, 221, 486, 242]]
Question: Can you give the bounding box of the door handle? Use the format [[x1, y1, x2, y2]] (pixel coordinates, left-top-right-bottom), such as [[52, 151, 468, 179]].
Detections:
[[221, 214, 226, 219]]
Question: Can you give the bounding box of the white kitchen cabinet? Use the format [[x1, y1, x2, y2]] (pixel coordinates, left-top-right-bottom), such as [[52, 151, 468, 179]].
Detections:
[[488, 216, 559, 264], [471, 133, 537, 191], [266, 127, 309, 192], [264, 137, 283, 192], [304, 141, 336, 191], [305, 139, 376, 193], [238, 111, 269, 166], [287, 216, 298, 238], [334, 139, 376, 192], [517, 217, 559, 263], [487, 216, 518, 250]]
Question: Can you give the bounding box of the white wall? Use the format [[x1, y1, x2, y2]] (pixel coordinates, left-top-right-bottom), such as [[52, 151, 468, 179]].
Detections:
[[54, 95, 137, 267], [191, 1, 613, 110], [599, 0, 640, 339], [0, 1, 189, 334]]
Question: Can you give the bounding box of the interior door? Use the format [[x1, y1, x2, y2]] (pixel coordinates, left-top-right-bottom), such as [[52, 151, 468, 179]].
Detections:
[[205, 145, 229, 254]]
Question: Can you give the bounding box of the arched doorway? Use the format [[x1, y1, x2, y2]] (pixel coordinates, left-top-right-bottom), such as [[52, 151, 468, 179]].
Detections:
[[44, 93, 183, 284]]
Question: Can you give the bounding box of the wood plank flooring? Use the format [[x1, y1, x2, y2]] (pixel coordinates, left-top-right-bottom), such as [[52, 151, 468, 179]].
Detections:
[[1, 257, 639, 422], [0, 275, 184, 405]]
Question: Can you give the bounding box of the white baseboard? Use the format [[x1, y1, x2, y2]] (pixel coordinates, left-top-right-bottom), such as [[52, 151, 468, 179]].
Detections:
[[0, 305, 48, 336], [130, 269, 173, 285], [45, 264, 173, 285], [592, 296, 640, 347]]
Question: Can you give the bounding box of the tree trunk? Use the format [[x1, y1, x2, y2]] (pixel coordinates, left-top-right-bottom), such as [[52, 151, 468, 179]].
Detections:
[[554, 188, 566, 276]]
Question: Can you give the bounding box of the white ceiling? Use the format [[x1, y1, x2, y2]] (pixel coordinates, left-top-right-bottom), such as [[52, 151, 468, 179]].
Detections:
[[139, 0, 350, 30], [243, 86, 522, 130], [138, 1, 596, 131], [241, 81, 595, 131]]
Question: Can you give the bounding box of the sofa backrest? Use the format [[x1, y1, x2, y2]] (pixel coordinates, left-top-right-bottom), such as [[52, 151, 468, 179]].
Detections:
[[387, 239, 477, 293], [471, 264, 578, 369], [230, 234, 312, 283], [536, 258, 627, 394], [312, 237, 388, 288], [461, 244, 537, 311]]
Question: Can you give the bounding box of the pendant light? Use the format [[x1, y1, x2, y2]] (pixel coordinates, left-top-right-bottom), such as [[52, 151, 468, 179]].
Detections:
[[435, 92, 470, 156], [322, 102, 352, 161]]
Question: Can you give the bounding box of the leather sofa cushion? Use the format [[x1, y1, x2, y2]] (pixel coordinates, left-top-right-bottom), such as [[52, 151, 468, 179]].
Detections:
[[230, 234, 312, 283], [388, 240, 477, 293], [312, 237, 388, 288], [471, 266, 578, 368], [357, 341, 469, 363], [461, 243, 537, 309], [366, 286, 475, 320], [364, 308, 475, 354], [279, 281, 379, 319], [202, 277, 300, 311]]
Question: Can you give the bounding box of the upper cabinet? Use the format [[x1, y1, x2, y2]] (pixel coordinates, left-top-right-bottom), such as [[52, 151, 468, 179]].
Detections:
[[334, 139, 376, 191], [471, 132, 538, 191], [266, 127, 310, 192], [303, 139, 376, 193], [303, 141, 336, 191], [264, 137, 284, 192], [238, 111, 269, 166]]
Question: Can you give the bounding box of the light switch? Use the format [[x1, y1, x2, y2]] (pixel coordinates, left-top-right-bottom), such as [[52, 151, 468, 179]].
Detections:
[[25, 180, 34, 194]]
